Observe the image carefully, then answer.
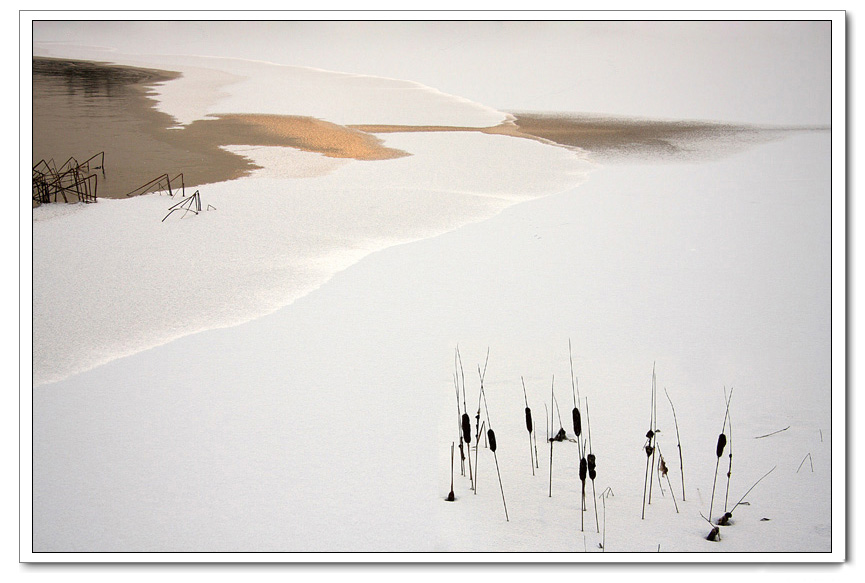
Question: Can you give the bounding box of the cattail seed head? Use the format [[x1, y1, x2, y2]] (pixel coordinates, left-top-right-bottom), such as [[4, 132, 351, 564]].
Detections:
[[645, 444, 654, 457], [587, 454, 597, 480], [573, 408, 582, 437], [646, 429, 655, 440], [461, 413, 471, 444], [716, 434, 727, 458], [579, 457, 588, 481], [525, 407, 533, 434], [487, 428, 497, 452]]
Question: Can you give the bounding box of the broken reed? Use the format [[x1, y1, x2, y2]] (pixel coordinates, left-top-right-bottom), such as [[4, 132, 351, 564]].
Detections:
[[569, 340, 588, 530]]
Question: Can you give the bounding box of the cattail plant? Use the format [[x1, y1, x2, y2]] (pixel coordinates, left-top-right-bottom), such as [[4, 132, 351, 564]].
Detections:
[[585, 397, 599, 533], [641, 364, 658, 520], [579, 454, 587, 532], [567, 342, 589, 531], [549, 375, 555, 497], [479, 359, 508, 521], [457, 347, 474, 490], [533, 408, 540, 469], [647, 364, 658, 505], [573, 364, 585, 530], [569, 339, 583, 447], [709, 389, 733, 524], [522, 377, 535, 476], [664, 387, 686, 501]]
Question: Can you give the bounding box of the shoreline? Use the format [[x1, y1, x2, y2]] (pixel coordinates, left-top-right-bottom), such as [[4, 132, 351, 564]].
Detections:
[[32, 57, 798, 204]]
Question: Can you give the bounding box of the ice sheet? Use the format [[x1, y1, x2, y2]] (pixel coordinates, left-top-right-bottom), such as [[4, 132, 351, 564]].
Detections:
[[32, 132, 593, 386]]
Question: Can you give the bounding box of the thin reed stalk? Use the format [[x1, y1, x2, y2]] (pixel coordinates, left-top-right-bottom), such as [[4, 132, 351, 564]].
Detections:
[[723, 388, 734, 512], [664, 387, 686, 501], [549, 376, 555, 497]]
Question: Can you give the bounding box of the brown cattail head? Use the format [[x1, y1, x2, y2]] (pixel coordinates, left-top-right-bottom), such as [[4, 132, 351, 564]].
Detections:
[[461, 413, 471, 444], [718, 512, 732, 526], [646, 429, 655, 440], [659, 456, 668, 477], [487, 428, 497, 452], [573, 408, 582, 437], [587, 454, 597, 480], [579, 457, 588, 481], [446, 491, 455, 502], [525, 407, 533, 434], [645, 444, 654, 457], [716, 434, 727, 458]]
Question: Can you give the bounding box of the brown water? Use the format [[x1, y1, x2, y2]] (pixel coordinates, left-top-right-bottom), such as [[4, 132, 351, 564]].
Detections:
[[32, 57, 256, 199]]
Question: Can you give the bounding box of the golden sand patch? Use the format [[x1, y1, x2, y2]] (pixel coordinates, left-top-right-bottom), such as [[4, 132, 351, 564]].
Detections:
[[185, 114, 410, 161]]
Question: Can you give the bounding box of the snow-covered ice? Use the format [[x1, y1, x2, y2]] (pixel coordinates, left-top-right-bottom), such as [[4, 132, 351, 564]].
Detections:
[[25, 19, 839, 559]]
